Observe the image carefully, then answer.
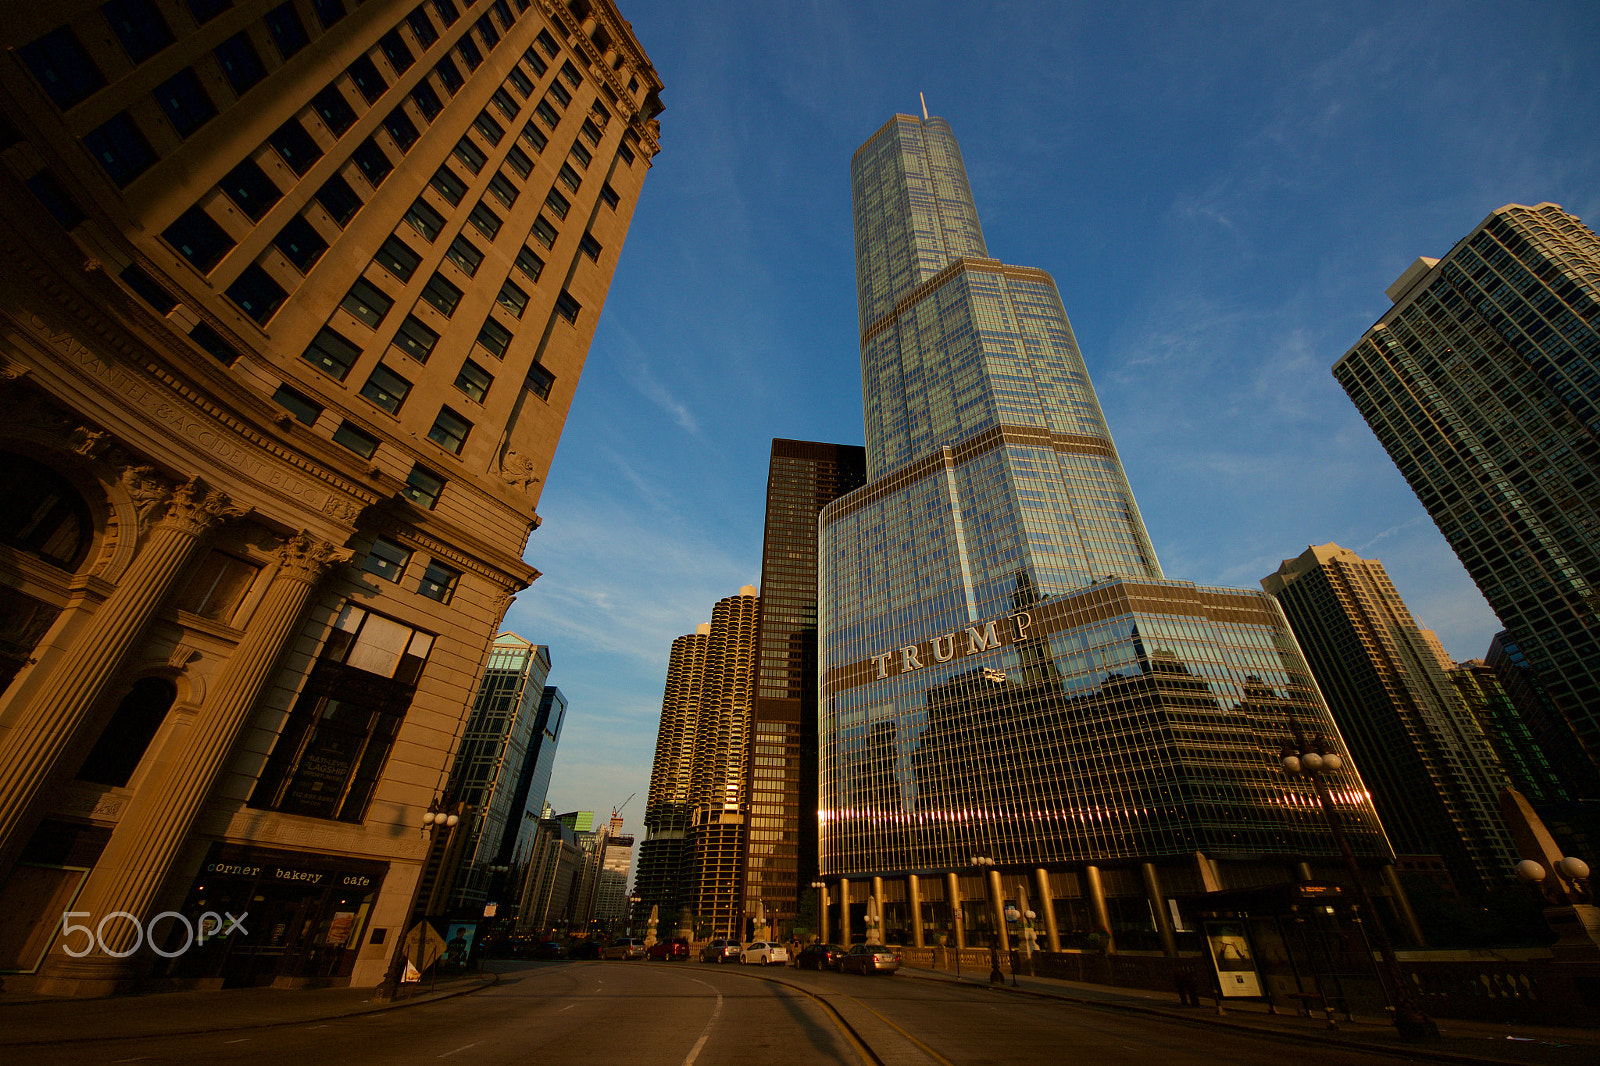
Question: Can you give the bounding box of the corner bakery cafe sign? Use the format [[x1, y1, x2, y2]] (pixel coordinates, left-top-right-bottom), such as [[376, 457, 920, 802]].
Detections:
[[867, 610, 1034, 678], [203, 860, 376, 889]]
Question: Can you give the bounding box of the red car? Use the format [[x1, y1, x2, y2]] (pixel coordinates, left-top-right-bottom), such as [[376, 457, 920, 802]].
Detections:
[[646, 936, 689, 961]]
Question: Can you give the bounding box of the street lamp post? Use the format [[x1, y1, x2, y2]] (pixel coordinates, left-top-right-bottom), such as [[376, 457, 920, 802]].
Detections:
[[973, 856, 1003, 984], [810, 881, 828, 947], [1514, 855, 1597, 959], [1280, 735, 1438, 1041], [374, 796, 461, 1001]]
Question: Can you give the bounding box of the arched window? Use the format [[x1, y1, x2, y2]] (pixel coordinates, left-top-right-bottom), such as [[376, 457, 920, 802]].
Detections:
[[0, 454, 93, 569], [77, 678, 177, 787]]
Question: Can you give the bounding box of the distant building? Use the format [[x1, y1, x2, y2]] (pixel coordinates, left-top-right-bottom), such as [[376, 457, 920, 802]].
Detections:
[[515, 814, 583, 935], [1332, 204, 1600, 796], [0, 0, 662, 995], [1445, 659, 1568, 807], [1263, 544, 1515, 895], [593, 813, 633, 924], [637, 588, 760, 939], [740, 440, 865, 940]]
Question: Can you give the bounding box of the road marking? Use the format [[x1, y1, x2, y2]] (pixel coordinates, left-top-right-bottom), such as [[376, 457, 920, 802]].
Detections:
[[223, 1038, 249, 1044], [560, 1004, 575, 1011], [112, 1057, 148, 1063], [680, 977, 725, 1066], [438, 1041, 480, 1058]]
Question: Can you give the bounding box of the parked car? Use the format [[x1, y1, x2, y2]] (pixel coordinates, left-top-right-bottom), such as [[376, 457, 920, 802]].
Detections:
[[603, 937, 647, 959], [796, 943, 845, 971], [530, 941, 567, 959], [839, 943, 902, 975], [740, 940, 789, 966], [699, 938, 742, 964], [647, 936, 689, 961], [568, 940, 602, 959]]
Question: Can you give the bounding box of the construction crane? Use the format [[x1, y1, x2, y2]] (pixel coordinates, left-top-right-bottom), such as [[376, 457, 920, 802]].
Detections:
[[612, 792, 635, 822]]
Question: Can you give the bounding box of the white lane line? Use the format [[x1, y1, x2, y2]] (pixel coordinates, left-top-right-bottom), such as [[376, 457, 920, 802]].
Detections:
[[112, 1057, 148, 1063], [560, 1004, 575, 1011], [438, 1041, 480, 1058], [680, 976, 725, 1066], [223, 1038, 249, 1044]]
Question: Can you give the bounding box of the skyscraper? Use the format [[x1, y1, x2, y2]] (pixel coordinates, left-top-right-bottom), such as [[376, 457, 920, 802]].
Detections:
[[1333, 204, 1600, 796], [0, 0, 660, 994], [1262, 544, 1515, 896], [819, 114, 1399, 953], [740, 440, 865, 940]]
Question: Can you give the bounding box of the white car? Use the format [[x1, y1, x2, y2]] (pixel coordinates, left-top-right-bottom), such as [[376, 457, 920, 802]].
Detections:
[[740, 940, 790, 965]]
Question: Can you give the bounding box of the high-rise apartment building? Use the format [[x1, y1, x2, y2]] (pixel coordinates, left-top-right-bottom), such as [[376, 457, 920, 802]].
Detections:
[[1445, 659, 1568, 808], [740, 440, 865, 940], [636, 587, 759, 939], [0, 0, 660, 994], [1333, 204, 1600, 796], [591, 812, 632, 923], [1262, 544, 1515, 895], [817, 114, 1399, 954]]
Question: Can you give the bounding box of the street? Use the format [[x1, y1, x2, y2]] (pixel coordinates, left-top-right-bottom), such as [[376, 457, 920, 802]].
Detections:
[[13, 960, 1441, 1066]]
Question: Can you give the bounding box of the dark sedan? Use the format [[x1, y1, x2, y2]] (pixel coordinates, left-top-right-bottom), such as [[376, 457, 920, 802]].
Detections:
[[796, 943, 846, 971], [839, 943, 901, 975]]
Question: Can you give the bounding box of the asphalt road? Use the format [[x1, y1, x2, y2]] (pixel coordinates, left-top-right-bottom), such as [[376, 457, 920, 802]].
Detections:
[[19, 960, 1438, 1065]]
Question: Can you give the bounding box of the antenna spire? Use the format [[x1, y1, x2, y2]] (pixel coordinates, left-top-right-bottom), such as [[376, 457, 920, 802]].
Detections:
[[919, 92, 929, 121]]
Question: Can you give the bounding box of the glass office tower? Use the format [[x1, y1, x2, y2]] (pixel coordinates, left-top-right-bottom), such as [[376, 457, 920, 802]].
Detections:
[[819, 114, 1395, 953]]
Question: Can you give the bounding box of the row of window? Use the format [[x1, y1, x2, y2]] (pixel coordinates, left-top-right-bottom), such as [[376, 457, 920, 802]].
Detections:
[[363, 534, 461, 603]]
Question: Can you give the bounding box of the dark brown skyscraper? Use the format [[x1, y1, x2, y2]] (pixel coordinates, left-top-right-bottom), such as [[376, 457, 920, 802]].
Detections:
[[740, 440, 864, 939]]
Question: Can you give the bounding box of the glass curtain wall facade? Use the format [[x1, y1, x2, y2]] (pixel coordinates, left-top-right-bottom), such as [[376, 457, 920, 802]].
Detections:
[[740, 440, 865, 940], [1333, 204, 1600, 796], [820, 114, 1393, 949]]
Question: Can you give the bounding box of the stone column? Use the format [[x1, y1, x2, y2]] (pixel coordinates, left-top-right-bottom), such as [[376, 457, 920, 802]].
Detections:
[[1035, 868, 1060, 951], [1085, 864, 1114, 953], [0, 481, 237, 873], [907, 874, 923, 949], [1141, 862, 1178, 957], [946, 871, 964, 949], [35, 532, 341, 995], [817, 883, 829, 945], [838, 876, 850, 943], [986, 867, 1010, 951], [869, 875, 884, 944]]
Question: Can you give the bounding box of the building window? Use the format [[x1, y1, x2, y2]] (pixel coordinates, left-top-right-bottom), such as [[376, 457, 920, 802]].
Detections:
[[534, 29, 558, 58], [554, 290, 580, 324], [522, 45, 547, 78], [433, 56, 464, 95], [546, 81, 571, 109], [162, 206, 235, 272], [104, 0, 176, 63], [600, 182, 619, 209], [374, 235, 421, 281], [569, 141, 591, 169], [220, 158, 282, 220], [214, 32, 267, 95], [557, 163, 582, 192], [363, 536, 411, 582], [618, 142, 635, 166], [514, 245, 545, 281], [315, 175, 363, 227], [173, 551, 261, 623], [248, 604, 435, 822], [404, 198, 445, 241], [474, 14, 500, 50], [188, 322, 238, 365], [559, 60, 581, 90], [406, 7, 440, 47], [520, 121, 548, 154], [476, 317, 511, 358], [361, 364, 412, 413], [403, 464, 444, 508], [311, 0, 347, 30], [473, 110, 505, 145], [525, 362, 554, 400], [392, 315, 439, 363], [533, 100, 559, 130], [154, 68, 217, 138], [432, 0, 460, 27], [225, 263, 288, 324], [469, 201, 502, 240], [507, 67, 534, 98], [333, 420, 379, 458], [0, 454, 92, 569], [453, 135, 487, 173], [347, 56, 388, 104], [580, 119, 601, 147], [409, 83, 443, 122], [341, 277, 394, 329], [579, 233, 602, 261], [457, 36, 483, 71], [272, 383, 323, 425], [83, 112, 157, 187], [383, 107, 421, 151], [311, 85, 356, 135], [497, 279, 528, 317], [378, 30, 414, 74], [77, 678, 176, 788], [491, 88, 519, 121], [269, 119, 323, 174], [119, 264, 177, 312], [454, 359, 492, 402], [430, 164, 468, 205], [187, 0, 233, 23], [544, 188, 570, 219], [445, 236, 484, 276], [265, 2, 310, 59], [487, 172, 519, 208], [351, 138, 394, 187], [273, 215, 328, 271], [491, 0, 514, 30], [427, 407, 472, 454], [19, 27, 105, 110], [504, 145, 534, 179], [418, 560, 460, 602], [421, 272, 462, 315], [303, 326, 362, 379], [25, 171, 85, 229], [530, 214, 558, 249]]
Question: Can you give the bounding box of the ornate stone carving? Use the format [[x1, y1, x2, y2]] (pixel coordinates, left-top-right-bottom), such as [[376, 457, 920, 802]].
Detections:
[[320, 495, 363, 523], [69, 425, 112, 459], [119, 465, 172, 532], [500, 450, 542, 492], [273, 530, 348, 583], [160, 478, 245, 535], [168, 643, 199, 669]]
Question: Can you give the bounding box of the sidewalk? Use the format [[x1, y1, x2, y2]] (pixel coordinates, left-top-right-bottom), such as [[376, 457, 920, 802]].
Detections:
[[0, 971, 496, 1048], [897, 964, 1599, 1066]]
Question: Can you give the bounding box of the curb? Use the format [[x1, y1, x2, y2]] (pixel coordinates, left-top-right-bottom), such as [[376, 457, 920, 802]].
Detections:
[[0, 971, 500, 1049], [894, 967, 1548, 1066]]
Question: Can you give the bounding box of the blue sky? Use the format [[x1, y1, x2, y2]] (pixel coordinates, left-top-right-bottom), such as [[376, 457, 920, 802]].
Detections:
[[512, 1, 1600, 829]]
